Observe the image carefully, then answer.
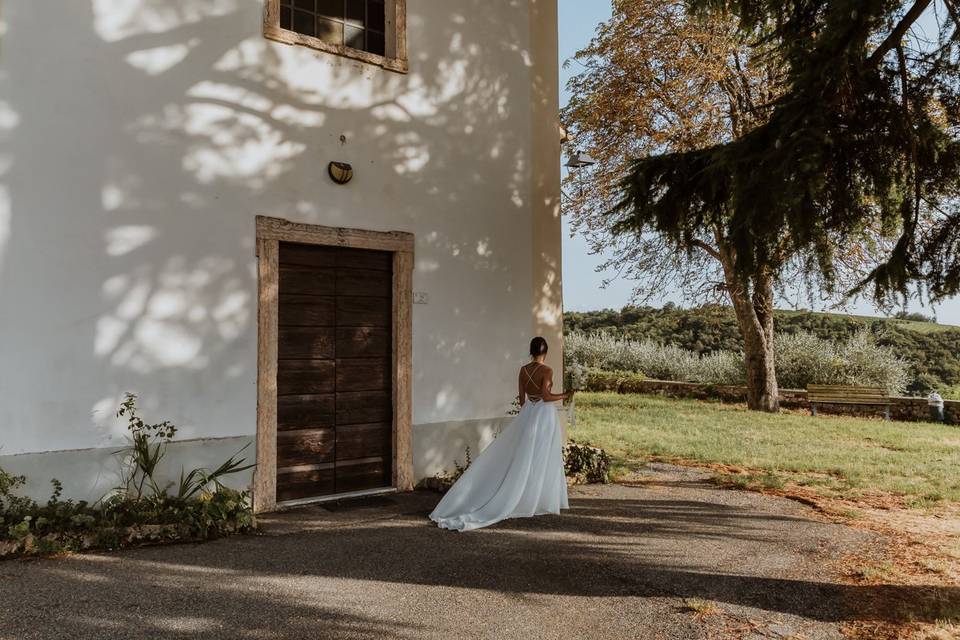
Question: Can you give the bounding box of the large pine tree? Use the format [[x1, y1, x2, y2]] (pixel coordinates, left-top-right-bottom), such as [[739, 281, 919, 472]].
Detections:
[[610, 0, 960, 409], [564, 1, 895, 411]]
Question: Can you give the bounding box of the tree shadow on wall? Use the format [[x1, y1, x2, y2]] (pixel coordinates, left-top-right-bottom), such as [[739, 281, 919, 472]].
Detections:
[[0, 0, 549, 454]]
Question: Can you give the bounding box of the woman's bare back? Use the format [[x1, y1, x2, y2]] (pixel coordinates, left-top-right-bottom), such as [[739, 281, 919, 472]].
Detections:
[[519, 362, 552, 401]]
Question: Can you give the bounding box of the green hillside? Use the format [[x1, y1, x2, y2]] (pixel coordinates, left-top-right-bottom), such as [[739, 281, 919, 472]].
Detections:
[[564, 304, 960, 396]]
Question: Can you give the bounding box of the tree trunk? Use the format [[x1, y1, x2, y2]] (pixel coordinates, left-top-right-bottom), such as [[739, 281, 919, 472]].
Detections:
[[739, 278, 779, 412], [717, 244, 780, 412]]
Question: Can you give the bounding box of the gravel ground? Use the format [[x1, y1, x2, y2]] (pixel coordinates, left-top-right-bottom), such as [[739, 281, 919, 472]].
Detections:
[[0, 464, 880, 640]]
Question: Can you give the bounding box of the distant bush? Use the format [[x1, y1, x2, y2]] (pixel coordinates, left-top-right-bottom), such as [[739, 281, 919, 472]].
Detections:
[[775, 331, 909, 393], [618, 371, 650, 394], [565, 305, 959, 396], [694, 351, 746, 386], [584, 369, 634, 392], [774, 332, 842, 389], [567, 330, 909, 393], [566, 332, 745, 386], [583, 369, 647, 393], [895, 311, 935, 323], [837, 331, 910, 394]]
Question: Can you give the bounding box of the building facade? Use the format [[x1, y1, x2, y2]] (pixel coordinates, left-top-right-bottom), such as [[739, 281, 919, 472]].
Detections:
[[0, 0, 563, 510]]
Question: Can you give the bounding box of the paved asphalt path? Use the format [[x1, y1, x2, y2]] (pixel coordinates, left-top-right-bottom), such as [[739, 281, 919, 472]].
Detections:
[[0, 465, 880, 640]]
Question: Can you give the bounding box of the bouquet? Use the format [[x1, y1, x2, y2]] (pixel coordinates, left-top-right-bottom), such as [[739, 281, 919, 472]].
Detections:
[[565, 363, 588, 392], [564, 363, 588, 427]]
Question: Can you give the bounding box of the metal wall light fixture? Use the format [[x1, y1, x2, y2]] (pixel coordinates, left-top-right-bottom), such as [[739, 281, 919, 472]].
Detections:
[[565, 150, 596, 198], [328, 161, 354, 185], [566, 151, 596, 169]]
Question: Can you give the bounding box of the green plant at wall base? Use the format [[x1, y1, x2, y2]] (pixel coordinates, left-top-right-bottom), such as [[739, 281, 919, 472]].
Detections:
[[115, 393, 254, 501], [2, 477, 99, 549], [0, 468, 24, 497], [176, 446, 254, 500], [563, 441, 611, 485], [0, 470, 254, 558], [426, 446, 474, 491], [451, 447, 472, 484], [0, 395, 256, 559], [0, 468, 33, 519], [116, 393, 178, 499]]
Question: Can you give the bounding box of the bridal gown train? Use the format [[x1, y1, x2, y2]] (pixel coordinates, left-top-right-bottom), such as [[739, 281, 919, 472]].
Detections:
[[429, 390, 569, 531]]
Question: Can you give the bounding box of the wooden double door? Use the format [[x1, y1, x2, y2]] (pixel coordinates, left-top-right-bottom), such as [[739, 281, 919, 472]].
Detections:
[[275, 242, 394, 502]]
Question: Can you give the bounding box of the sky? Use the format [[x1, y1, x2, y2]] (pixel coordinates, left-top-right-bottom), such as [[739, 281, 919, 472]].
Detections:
[[556, 0, 960, 326]]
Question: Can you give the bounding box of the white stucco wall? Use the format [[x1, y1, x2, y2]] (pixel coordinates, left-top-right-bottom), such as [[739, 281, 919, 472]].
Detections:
[[0, 0, 561, 497]]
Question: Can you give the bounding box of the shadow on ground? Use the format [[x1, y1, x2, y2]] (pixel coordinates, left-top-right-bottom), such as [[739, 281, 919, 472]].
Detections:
[[1, 467, 956, 639]]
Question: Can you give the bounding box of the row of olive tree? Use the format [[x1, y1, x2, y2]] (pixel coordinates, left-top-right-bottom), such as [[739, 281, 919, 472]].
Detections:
[[565, 331, 910, 394]]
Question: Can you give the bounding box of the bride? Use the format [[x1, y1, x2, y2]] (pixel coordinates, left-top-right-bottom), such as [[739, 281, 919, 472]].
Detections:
[[429, 337, 574, 531]]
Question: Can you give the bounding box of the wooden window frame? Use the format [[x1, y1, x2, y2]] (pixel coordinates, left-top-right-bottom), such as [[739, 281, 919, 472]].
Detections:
[[253, 215, 414, 513], [263, 0, 408, 74]]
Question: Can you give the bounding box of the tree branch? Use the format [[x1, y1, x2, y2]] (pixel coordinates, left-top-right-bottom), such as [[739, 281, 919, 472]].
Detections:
[[731, 49, 758, 115], [867, 0, 934, 66], [693, 238, 722, 261], [944, 0, 960, 30], [897, 44, 922, 228]]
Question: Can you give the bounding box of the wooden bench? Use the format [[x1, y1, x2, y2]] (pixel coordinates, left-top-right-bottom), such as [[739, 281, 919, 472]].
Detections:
[[807, 384, 892, 420]]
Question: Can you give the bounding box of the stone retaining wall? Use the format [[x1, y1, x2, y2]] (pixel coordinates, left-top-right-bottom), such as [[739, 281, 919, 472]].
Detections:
[[614, 379, 808, 408], [604, 378, 960, 425]]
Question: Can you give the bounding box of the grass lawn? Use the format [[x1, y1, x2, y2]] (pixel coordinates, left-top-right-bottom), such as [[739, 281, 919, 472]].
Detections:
[[570, 392, 960, 505]]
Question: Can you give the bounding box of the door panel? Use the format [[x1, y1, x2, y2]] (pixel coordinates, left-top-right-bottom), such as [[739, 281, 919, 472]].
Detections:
[[335, 358, 390, 392], [336, 268, 392, 297], [276, 464, 335, 502], [279, 296, 336, 327], [277, 394, 336, 431], [335, 423, 391, 461], [276, 242, 394, 501], [335, 327, 390, 357], [334, 457, 390, 494], [277, 327, 336, 360], [336, 297, 391, 326], [335, 248, 392, 271], [336, 390, 392, 425], [277, 360, 335, 396], [277, 428, 336, 467], [279, 243, 338, 268], [280, 267, 337, 295]]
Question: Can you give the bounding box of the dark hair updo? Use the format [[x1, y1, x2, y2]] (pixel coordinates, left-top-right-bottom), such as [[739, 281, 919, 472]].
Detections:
[[529, 336, 549, 357]]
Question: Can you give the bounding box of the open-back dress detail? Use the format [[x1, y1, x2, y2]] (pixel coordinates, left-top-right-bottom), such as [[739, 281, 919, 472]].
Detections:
[[429, 364, 569, 531]]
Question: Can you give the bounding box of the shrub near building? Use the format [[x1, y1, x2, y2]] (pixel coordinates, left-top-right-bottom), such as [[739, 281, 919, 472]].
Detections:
[[0, 395, 255, 558]]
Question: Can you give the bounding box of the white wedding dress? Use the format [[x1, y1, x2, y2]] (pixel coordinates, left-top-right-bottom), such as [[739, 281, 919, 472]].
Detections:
[[429, 364, 569, 531]]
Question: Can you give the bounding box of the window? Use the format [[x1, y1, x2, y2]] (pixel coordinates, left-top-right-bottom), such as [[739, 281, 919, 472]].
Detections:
[[280, 0, 386, 57], [264, 0, 407, 73]]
